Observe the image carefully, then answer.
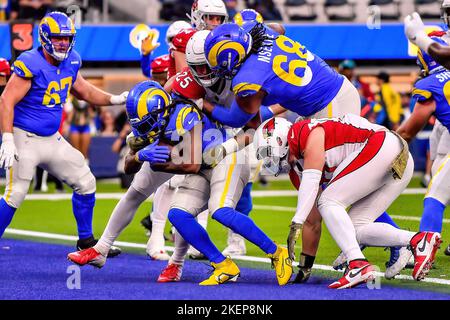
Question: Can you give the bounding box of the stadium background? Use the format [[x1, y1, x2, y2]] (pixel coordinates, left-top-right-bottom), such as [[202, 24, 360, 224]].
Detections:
[[0, 0, 449, 300]]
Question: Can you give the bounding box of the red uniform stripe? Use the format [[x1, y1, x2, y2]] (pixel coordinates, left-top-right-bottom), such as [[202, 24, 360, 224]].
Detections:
[[327, 131, 386, 186]]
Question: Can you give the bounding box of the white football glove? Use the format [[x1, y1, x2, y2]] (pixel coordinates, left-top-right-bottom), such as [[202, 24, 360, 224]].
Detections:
[[404, 12, 433, 52], [110, 91, 129, 105], [0, 133, 18, 169]]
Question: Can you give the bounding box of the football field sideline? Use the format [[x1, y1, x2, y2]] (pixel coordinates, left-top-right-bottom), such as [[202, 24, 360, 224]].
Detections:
[[4, 227, 450, 286]]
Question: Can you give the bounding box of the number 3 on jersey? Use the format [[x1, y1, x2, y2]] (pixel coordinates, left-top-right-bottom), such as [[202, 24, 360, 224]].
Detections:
[[272, 35, 312, 87], [42, 76, 73, 106]]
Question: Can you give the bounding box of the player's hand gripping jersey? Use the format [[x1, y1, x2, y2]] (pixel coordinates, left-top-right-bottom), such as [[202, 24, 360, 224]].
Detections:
[[412, 70, 450, 132], [12, 48, 81, 136]]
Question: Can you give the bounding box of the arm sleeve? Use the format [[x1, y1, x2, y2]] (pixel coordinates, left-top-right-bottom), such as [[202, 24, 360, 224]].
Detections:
[[140, 52, 154, 78], [211, 99, 257, 128], [292, 169, 322, 224], [260, 105, 274, 122]]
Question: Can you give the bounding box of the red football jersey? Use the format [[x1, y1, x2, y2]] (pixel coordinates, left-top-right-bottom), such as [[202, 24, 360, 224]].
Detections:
[[168, 29, 196, 79], [288, 114, 384, 184], [171, 67, 206, 100]]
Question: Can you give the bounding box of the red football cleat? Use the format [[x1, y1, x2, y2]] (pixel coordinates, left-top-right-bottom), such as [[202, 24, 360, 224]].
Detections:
[[328, 259, 375, 289], [157, 263, 183, 283], [67, 247, 106, 268], [410, 232, 442, 281]]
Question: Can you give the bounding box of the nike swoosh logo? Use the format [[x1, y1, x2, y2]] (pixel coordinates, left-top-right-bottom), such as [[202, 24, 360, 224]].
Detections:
[[348, 267, 365, 279], [57, 137, 62, 141], [188, 119, 194, 125], [418, 234, 428, 253]]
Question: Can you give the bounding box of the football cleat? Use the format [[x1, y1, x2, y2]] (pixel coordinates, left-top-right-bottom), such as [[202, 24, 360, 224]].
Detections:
[[385, 247, 413, 280], [157, 263, 183, 282], [76, 235, 122, 258], [199, 257, 240, 285], [147, 249, 171, 261], [268, 245, 293, 286], [222, 233, 246, 256], [187, 246, 206, 260], [410, 231, 442, 281], [67, 247, 106, 268], [445, 244, 450, 256], [292, 266, 312, 283], [329, 259, 376, 289]]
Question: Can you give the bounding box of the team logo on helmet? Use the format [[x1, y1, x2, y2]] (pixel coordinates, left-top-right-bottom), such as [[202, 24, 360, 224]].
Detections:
[[262, 118, 276, 139]]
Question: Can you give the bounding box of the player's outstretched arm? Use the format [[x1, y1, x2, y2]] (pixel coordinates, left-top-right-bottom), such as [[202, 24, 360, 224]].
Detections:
[[71, 72, 128, 106], [427, 43, 450, 70], [397, 100, 435, 143]]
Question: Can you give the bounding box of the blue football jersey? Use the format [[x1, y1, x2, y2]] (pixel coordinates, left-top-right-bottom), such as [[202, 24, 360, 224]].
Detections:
[[232, 33, 344, 117], [412, 70, 450, 132], [13, 47, 81, 136], [163, 98, 229, 152]]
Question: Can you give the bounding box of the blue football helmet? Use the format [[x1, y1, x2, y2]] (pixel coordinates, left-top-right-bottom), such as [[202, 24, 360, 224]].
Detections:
[[126, 80, 172, 138], [39, 12, 76, 61], [233, 9, 263, 27], [204, 23, 253, 79], [417, 36, 447, 76]]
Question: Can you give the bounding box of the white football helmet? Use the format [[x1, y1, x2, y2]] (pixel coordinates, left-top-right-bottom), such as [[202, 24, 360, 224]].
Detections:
[[166, 20, 192, 45], [189, 0, 228, 31], [186, 30, 218, 87], [442, 0, 450, 28], [254, 117, 293, 176]]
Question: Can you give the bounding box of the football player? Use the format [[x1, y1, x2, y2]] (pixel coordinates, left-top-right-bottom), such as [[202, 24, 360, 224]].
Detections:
[[397, 36, 450, 256], [255, 116, 442, 288], [143, 0, 230, 260], [0, 12, 127, 255], [203, 22, 405, 282]]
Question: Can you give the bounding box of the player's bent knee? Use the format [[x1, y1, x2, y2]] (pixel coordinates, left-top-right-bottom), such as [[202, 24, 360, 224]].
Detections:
[[5, 191, 27, 209], [74, 171, 96, 194], [317, 196, 345, 211], [168, 208, 194, 226], [211, 207, 235, 225]]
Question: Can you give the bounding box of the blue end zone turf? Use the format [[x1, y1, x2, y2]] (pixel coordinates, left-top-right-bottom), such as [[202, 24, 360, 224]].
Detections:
[[1, 239, 449, 300]]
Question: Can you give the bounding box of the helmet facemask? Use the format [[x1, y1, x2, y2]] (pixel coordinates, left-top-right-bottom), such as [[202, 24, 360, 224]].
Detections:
[[189, 60, 219, 87], [256, 145, 290, 177], [49, 35, 75, 61]]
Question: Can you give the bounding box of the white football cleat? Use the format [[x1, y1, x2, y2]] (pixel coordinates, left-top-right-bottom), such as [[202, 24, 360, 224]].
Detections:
[[187, 246, 205, 260], [147, 248, 171, 261], [222, 230, 246, 256], [385, 247, 413, 280], [410, 231, 442, 281]]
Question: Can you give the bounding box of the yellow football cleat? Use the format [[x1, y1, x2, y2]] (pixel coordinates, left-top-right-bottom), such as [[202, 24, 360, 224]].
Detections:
[[268, 245, 293, 286], [199, 257, 240, 286]]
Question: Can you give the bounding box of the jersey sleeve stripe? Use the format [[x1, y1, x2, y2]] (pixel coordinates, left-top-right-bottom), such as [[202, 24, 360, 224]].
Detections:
[[13, 60, 33, 78], [232, 82, 262, 95], [412, 88, 432, 100]]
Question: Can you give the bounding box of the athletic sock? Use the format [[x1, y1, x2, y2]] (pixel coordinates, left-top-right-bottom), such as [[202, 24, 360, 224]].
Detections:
[[72, 192, 95, 240], [0, 198, 17, 238], [420, 197, 445, 233], [374, 212, 399, 229], [168, 208, 225, 264], [212, 207, 277, 255]]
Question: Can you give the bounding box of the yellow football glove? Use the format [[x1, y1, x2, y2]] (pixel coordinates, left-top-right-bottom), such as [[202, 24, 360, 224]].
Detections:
[[141, 32, 160, 56]]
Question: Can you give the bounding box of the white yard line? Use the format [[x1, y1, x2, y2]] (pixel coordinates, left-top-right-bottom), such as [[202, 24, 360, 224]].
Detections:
[[21, 188, 428, 201], [4, 228, 450, 286]]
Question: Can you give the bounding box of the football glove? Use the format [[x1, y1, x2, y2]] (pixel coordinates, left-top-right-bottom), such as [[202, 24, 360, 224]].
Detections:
[[0, 133, 18, 169], [141, 32, 160, 56], [287, 221, 303, 261], [136, 140, 170, 164], [404, 12, 433, 51], [110, 91, 129, 105]]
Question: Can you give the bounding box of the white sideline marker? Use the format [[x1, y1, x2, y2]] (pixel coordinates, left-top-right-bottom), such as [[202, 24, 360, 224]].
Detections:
[[4, 228, 450, 286]]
